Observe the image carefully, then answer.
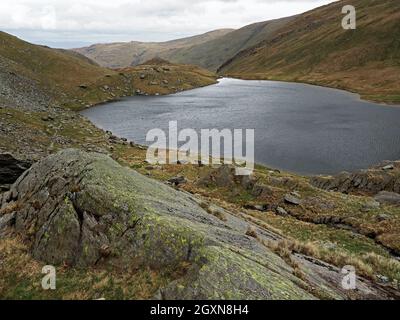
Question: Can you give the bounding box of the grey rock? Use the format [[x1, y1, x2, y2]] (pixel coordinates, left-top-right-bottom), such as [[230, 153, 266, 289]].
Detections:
[[168, 176, 187, 186], [374, 191, 400, 206], [284, 194, 302, 206], [376, 214, 391, 222], [361, 200, 381, 212], [311, 163, 400, 195], [276, 207, 288, 216], [377, 274, 390, 284], [244, 204, 267, 212], [1, 149, 394, 300], [0, 212, 16, 236], [252, 183, 273, 198]]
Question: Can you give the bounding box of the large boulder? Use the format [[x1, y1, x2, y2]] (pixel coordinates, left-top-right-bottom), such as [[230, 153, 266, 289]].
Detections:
[[0, 150, 394, 300]]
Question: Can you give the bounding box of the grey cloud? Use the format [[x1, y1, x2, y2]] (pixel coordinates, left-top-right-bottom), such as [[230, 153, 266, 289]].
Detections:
[[0, 0, 336, 48]]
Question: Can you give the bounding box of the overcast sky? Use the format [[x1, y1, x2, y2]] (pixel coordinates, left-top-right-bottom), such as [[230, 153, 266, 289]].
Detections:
[[0, 0, 336, 48]]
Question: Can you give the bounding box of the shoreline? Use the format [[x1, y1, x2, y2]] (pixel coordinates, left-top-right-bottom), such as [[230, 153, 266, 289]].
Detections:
[[80, 78, 400, 177], [221, 74, 400, 107]]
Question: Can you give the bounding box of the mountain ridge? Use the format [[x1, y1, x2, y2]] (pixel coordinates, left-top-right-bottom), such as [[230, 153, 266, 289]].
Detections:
[[73, 29, 234, 68], [219, 0, 400, 104]]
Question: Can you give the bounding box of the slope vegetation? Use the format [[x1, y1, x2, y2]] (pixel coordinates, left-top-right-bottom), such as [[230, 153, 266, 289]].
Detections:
[[1, 149, 398, 299], [162, 17, 295, 71], [219, 0, 400, 103], [73, 29, 234, 68], [0, 31, 216, 111]]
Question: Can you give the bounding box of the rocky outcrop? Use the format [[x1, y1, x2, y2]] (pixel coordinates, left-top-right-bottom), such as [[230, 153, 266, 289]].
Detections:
[[0, 150, 395, 299], [198, 164, 258, 190], [311, 161, 400, 195]]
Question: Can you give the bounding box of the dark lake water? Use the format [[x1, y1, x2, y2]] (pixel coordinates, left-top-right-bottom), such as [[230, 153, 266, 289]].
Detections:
[[81, 78, 400, 175]]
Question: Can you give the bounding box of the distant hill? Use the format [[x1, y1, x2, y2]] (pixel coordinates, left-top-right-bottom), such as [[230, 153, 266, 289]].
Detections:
[[0, 31, 216, 111], [73, 29, 234, 68], [219, 0, 400, 104], [0, 31, 133, 110], [162, 16, 295, 71]]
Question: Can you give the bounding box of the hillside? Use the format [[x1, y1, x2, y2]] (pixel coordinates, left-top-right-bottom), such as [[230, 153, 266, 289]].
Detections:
[[2, 148, 400, 299], [219, 0, 400, 104], [162, 16, 295, 71], [73, 29, 234, 68], [1, 3, 400, 300], [0, 31, 217, 111], [0, 31, 216, 163], [73, 19, 295, 72], [0, 31, 133, 110]]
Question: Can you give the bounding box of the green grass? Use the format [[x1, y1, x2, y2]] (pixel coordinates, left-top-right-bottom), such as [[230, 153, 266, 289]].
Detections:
[[220, 0, 400, 104]]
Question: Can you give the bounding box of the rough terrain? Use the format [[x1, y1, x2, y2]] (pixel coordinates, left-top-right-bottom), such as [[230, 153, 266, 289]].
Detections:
[[1, 149, 398, 300]]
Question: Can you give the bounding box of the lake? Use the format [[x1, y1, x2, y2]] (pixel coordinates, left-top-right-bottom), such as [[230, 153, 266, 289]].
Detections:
[[81, 78, 400, 175]]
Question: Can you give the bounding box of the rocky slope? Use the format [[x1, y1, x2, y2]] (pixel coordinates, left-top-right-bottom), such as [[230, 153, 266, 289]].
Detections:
[[0, 31, 217, 111], [1, 149, 397, 299], [0, 32, 216, 166], [219, 0, 400, 104], [73, 29, 234, 69]]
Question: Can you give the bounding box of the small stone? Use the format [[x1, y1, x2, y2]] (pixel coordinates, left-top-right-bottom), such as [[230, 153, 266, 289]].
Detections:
[[284, 194, 302, 205], [244, 204, 267, 212], [377, 274, 389, 284], [168, 176, 187, 186], [276, 207, 288, 216], [361, 200, 380, 212], [382, 164, 394, 171], [99, 244, 111, 257], [376, 214, 390, 222]]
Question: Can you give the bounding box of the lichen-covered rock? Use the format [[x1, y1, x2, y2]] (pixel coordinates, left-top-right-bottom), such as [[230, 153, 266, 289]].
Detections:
[[0, 149, 394, 300]]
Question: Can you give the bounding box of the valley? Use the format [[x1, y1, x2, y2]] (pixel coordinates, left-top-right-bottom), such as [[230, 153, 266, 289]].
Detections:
[[74, 0, 400, 104], [1, 0, 400, 300]]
